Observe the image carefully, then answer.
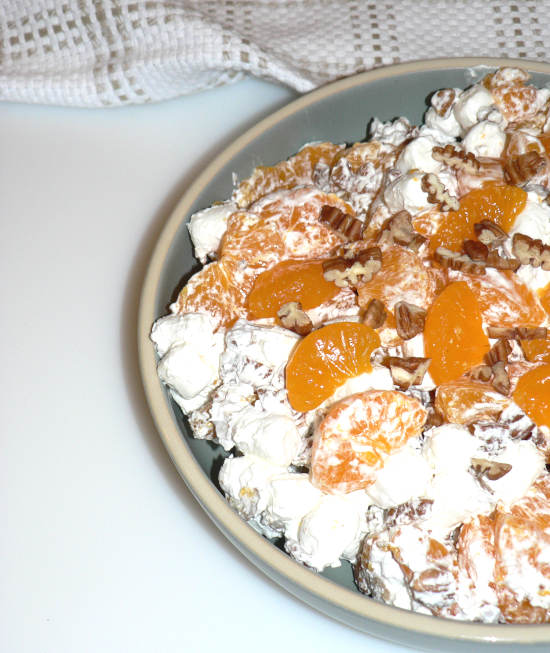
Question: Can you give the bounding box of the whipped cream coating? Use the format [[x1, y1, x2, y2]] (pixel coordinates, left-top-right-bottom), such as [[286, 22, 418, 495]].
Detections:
[[152, 67, 550, 623]]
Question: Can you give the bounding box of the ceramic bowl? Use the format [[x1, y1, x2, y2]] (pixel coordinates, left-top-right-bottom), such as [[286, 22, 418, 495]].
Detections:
[[138, 58, 550, 651]]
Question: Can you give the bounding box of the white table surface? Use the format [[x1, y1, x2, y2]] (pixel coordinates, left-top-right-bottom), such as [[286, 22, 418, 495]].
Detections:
[[1, 77, 441, 653]]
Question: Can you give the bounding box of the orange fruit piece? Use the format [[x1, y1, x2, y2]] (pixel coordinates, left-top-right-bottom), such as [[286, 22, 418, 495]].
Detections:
[[513, 363, 550, 428], [429, 183, 527, 253], [424, 281, 491, 385], [357, 245, 442, 311], [521, 335, 550, 364], [435, 378, 511, 425], [492, 84, 539, 123], [246, 259, 338, 319], [177, 188, 346, 329], [541, 283, 550, 316], [310, 390, 427, 494], [233, 142, 344, 208], [450, 269, 547, 328], [285, 322, 381, 412]]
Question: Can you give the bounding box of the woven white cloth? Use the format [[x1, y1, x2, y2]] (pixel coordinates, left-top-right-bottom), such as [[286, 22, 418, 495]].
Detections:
[[1, 0, 550, 107]]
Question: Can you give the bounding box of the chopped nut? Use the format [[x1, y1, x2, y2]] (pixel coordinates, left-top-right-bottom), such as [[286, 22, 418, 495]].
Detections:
[[486, 326, 518, 340], [470, 457, 512, 482], [485, 250, 521, 272], [425, 408, 445, 428], [322, 247, 382, 288], [504, 151, 546, 186], [362, 298, 387, 329], [431, 89, 457, 117], [462, 239, 488, 262], [512, 233, 550, 271], [470, 364, 493, 382], [485, 339, 513, 367], [473, 220, 509, 248], [378, 210, 427, 251], [516, 326, 547, 340], [421, 173, 460, 212], [432, 144, 480, 174], [319, 205, 364, 241], [277, 301, 313, 336], [394, 301, 427, 340], [386, 356, 431, 390], [491, 360, 510, 395], [433, 246, 486, 275]]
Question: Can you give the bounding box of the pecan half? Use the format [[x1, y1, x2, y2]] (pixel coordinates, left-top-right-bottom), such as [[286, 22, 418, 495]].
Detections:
[[433, 246, 486, 275], [421, 173, 460, 212], [432, 144, 480, 174], [386, 356, 431, 390], [470, 458, 512, 482], [322, 247, 382, 288], [491, 360, 510, 395], [462, 239, 488, 262], [362, 298, 387, 329], [319, 205, 363, 241], [277, 301, 313, 336], [473, 220, 508, 248], [394, 301, 427, 340], [512, 233, 550, 271], [504, 151, 546, 186]]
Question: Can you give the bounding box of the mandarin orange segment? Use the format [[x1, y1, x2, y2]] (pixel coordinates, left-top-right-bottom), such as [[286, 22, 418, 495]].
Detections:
[[246, 259, 338, 320], [233, 142, 344, 208], [285, 322, 380, 412], [541, 283, 550, 316], [424, 281, 491, 385], [310, 390, 427, 494], [520, 333, 550, 364], [435, 379, 511, 425], [357, 245, 442, 311], [512, 363, 550, 428], [492, 85, 539, 123], [429, 183, 527, 253], [450, 269, 547, 328]]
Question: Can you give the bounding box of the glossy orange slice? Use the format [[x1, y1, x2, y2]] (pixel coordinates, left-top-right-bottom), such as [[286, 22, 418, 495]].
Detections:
[[246, 259, 338, 319], [429, 183, 527, 253], [310, 390, 427, 494], [424, 281, 491, 385], [285, 322, 380, 412], [513, 363, 550, 428], [233, 142, 344, 208]]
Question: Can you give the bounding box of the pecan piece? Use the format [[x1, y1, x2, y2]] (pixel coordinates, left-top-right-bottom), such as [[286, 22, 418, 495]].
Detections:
[[485, 339, 513, 367], [516, 326, 547, 340], [433, 246, 486, 275], [322, 247, 382, 288], [473, 220, 508, 248], [486, 326, 518, 340], [470, 364, 493, 382], [470, 458, 512, 482], [485, 250, 521, 272], [394, 301, 427, 340], [277, 301, 313, 336], [386, 356, 431, 390], [362, 298, 387, 329], [512, 233, 550, 271], [491, 360, 510, 395], [462, 239, 488, 262], [379, 210, 427, 251], [421, 173, 460, 212], [504, 151, 546, 186], [319, 205, 363, 241], [432, 144, 480, 174], [431, 89, 457, 117]]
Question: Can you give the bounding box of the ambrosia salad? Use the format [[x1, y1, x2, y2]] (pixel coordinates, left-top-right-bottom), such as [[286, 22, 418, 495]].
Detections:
[[151, 67, 550, 623]]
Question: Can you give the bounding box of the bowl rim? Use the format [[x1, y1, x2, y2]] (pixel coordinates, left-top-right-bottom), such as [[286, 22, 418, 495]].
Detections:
[[138, 57, 550, 645]]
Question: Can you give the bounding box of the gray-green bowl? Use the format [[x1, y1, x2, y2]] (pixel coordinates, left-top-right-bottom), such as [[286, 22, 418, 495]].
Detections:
[[138, 58, 550, 651]]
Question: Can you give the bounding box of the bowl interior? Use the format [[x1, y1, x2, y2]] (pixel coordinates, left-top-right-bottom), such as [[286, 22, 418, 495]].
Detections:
[[142, 59, 550, 648]]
